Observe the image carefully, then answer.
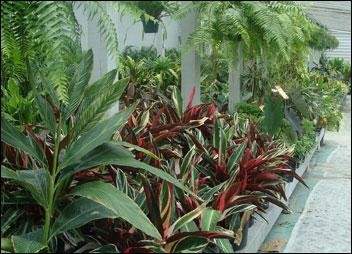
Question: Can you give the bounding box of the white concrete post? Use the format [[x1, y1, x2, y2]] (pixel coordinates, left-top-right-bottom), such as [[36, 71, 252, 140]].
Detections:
[[105, 2, 120, 116], [180, 2, 201, 109], [228, 43, 243, 113], [74, 2, 120, 115], [156, 25, 165, 57]]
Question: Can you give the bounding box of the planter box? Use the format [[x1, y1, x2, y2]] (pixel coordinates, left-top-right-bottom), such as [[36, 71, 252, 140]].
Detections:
[[236, 128, 325, 253]]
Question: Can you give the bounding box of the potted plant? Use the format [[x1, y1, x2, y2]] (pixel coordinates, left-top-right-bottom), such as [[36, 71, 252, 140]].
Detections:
[[137, 1, 165, 33]]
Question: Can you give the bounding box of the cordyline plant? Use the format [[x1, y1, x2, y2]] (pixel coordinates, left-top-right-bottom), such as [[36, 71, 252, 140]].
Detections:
[[0, 50, 197, 253], [110, 178, 237, 253], [119, 86, 216, 167], [93, 86, 308, 252], [176, 115, 309, 249]]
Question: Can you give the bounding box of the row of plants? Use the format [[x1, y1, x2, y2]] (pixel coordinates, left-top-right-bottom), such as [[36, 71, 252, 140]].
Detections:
[[1, 68, 304, 253], [119, 46, 180, 106], [1, 1, 350, 253], [116, 42, 349, 163], [1, 45, 304, 252]]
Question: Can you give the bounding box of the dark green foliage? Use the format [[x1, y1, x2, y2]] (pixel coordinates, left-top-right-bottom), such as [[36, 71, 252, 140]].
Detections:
[[2, 1, 349, 253], [280, 118, 298, 144], [235, 102, 263, 119], [262, 96, 284, 136], [327, 58, 351, 84], [1, 49, 190, 253], [293, 119, 316, 159], [122, 46, 158, 62], [308, 25, 339, 51], [119, 46, 180, 105]]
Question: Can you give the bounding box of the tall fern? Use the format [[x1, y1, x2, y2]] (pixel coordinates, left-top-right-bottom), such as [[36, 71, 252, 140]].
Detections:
[[187, 1, 316, 63], [1, 1, 120, 107]]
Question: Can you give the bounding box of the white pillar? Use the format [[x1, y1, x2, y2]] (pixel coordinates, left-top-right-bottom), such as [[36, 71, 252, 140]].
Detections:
[[156, 25, 165, 57], [105, 2, 120, 115], [74, 2, 120, 115], [228, 44, 243, 113], [180, 2, 201, 109]]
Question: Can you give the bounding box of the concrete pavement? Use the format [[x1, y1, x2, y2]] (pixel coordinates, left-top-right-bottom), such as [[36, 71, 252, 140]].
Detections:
[[260, 96, 351, 253]]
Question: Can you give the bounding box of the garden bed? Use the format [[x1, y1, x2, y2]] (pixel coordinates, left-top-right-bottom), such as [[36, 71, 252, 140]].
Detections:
[[236, 127, 325, 253]]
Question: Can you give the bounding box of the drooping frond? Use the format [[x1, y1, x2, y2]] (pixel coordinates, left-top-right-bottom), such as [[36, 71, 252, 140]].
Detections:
[[185, 1, 314, 63]]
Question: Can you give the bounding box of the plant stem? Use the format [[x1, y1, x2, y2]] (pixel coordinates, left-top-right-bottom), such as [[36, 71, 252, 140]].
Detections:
[[42, 116, 61, 246], [43, 207, 52, 244], [52, 117, 62, 177]]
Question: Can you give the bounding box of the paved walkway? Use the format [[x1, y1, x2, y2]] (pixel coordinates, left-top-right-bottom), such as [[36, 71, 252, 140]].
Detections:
[[260, 96, 351, 253]]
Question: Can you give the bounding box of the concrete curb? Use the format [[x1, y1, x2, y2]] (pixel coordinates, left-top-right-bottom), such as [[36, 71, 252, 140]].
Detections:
[[236, 128, 326, 253]]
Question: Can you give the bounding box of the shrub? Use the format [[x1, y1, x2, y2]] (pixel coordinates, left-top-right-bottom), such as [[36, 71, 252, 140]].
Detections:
[[293, 119, 316, 160]]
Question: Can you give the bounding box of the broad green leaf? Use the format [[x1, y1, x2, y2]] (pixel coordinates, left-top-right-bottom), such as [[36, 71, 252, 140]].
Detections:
[[1, 209, 23, 235], [134, 109, 150, 135], [214, 226, 235, 253], [172, 236, 208, 253], [115, 168, 129, 195], [262, 96, 284, 136], [180, 145, 196, 177], [219, 127, 226, 165], [61, 143, 195, 197], [227, 143, 246, 173], [142, 177, 163, 235], [50, 197, 116, 239], [222, 204, 257, 220], [64, 49, 93, 120], [166, 231, 235, 253], [61, 102, 137, 169], [171, 86, 183, 118], [212, 119, 221, 149], [198, 182, 225, 202], [71, 73, 129, 137], [36, 96, 56, 133], [201, 208, 221, 231], [112, 141, 160, 160], [72, 181, 162, 240], [11, 229, 46, 253], [1, 166, 50, 208], [290, 90, 311, 119], [180, 220, 198, 233], [1, 119, 46, 165], [216, 239, 234, 253], [80, 69, 117, 110], [90, 244, 120, 253], [135, 190, 147, 213], [166, 203, 207, 237], [225, 126, 235, 141]]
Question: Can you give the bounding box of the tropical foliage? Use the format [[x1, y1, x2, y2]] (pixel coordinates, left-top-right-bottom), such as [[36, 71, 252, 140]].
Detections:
[[1, 1, 119, 126], [1, 1, 349, 253], [119, 46, 180, 106]]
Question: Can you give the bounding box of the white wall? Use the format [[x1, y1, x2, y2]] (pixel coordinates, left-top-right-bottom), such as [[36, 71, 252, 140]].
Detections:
[[306, 1, 351, 63], [117, 15, 181, 52], [326, 30, 351, 63], [74, 4, 181, 80]]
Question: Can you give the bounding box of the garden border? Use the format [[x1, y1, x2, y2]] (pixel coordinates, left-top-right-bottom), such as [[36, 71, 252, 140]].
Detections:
[[236, 127, 326, 253]]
